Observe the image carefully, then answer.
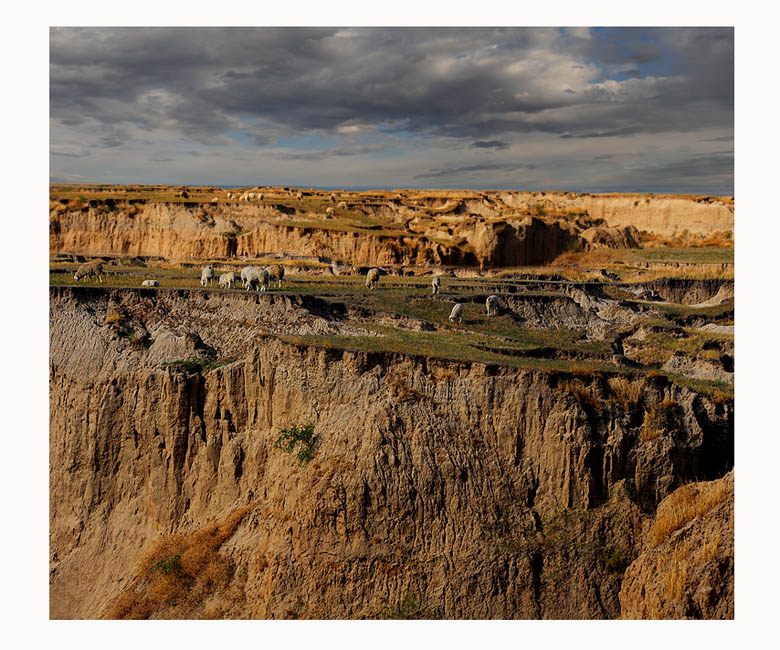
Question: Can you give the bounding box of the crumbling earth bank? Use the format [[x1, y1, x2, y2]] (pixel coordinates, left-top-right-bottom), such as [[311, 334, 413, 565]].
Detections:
[[49, 288, 733, 619]]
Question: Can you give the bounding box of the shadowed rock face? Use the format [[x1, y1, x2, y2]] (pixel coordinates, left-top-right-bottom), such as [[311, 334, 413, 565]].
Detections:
[[49, 287, 733, 619]]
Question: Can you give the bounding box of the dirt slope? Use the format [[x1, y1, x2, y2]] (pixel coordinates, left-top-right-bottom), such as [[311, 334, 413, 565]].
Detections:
[[619, 471, 734, 619], [49, 287, 734, 619]]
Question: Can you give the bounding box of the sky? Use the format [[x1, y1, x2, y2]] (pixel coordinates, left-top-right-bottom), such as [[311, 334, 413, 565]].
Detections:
[[49, 26, 734, 193]]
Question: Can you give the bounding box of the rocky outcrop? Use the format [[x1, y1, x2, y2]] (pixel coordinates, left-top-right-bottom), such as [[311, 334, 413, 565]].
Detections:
[[49, 287, 734, 619], [497, 192, 733, 237], [50, 189, 726, 266], [619, 471, 734, 619], [581, 225, 641, 249]]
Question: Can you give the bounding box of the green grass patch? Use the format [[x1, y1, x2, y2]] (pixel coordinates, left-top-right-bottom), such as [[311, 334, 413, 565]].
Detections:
[[621, 246, 734, 264], [661, 372, 733, 400]]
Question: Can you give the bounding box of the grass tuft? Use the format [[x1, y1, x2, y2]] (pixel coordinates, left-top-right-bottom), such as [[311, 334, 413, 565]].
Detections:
[[105, 504, 253, 619]]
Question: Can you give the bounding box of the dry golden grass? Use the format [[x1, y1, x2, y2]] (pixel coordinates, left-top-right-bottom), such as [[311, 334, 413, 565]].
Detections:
[[639, 398, 678, 441], [557, 378, 600, 411], [105, 503, 254, 619], [621, 267, 734, 283], [650, 477, 730, 547], [661, 542, 689, 602], [104, 311, 123, 326], [697, 531, 721, 564], [608, 376, 643, 413]]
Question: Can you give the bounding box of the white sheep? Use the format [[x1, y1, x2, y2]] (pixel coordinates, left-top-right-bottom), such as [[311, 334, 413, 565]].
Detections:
[[240, 265, 255, 288], [449, 303, 464, 323], [247, 192, 256, 201], [325, 206, 334, 216], [200, 265, 215, 287], [226, 191, 234, 199], [337, 201, 347, 210], [218, 272, 237, 289], [257, 192, 264, 201], [365, 267, 380, 290], [245, 266, 270, 292], [432, 276, 441, 295], [296, 192, 303, 200], [267, 264, 285, 288], [486, 294, 500, 316], [73, 261, 104, 283], [141, 279, 159, 287]]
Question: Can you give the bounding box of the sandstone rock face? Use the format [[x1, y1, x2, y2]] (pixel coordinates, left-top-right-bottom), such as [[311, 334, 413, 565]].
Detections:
[[619, 471, 734, 619], [50, 190, 732, 266], [580, 225, 641, 249], [49, 287, 734, 619], [497, 192, 733, 237]]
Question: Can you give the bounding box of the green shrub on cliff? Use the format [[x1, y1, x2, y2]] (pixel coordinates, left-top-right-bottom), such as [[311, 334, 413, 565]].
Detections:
[[274, 423, 316, 464]]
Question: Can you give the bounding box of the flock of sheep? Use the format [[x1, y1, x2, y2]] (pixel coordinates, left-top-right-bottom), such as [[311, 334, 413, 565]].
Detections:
[[198, 263, 285, 292], [71, 260, 501, 324], [362, 267, 499, 322]]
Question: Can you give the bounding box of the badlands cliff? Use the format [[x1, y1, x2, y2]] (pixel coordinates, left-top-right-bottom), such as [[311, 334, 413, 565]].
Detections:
[[49, 188, 733, 267], [49, 286, 734, 619]]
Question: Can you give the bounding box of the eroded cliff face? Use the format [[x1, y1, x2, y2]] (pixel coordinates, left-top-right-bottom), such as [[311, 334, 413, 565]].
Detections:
[[619, 471, 734, 619], [49, 190, 731, 265], [497, 192, 734, 237], [49, 287, 733, 619]]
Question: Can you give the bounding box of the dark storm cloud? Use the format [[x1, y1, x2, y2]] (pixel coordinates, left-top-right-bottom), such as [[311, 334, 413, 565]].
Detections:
[[471, 140, 509, 150], [50, 27, 733, 143], [701, 135, 734, 143], [49, 27, 733, 191], [99, 135, 124, 148], [633, 153, 734, 180], [596, 152, 734, 195], [415, 162, 536, 180], [277, 143, 392, 161]]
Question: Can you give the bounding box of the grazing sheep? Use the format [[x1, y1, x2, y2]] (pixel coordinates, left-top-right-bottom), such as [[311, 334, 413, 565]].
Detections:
[[267, 264, 285, 288], [141, 279, 159, 287], [365, 267, 380, 290], [337, 201, 347, 209], [73, 261, 104, 283], [329, 194, 336, 203], [486, 294, 500, 316], [257, 192, 264, 201], [226, 191, 234, 199], [240, 265, 256, 288], [245, 266, 270, 292], [247, 192, 256, 201], [296, 192, 303, 200], [325, 206, 335, 216], [200, 265, 215, 287], [449, 303, 464, 324], [218, 272, 238, 289], [432, 276, 441, 295]]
